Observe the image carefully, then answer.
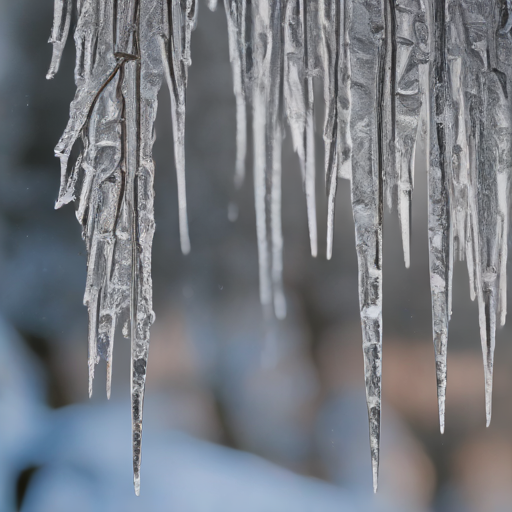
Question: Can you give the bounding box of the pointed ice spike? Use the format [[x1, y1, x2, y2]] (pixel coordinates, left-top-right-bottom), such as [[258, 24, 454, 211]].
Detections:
[[303, 0, 318, 259], [391, 0, 429, 268], [348, 0, 385, 490], [319, 0, 339, 260], [69, 2, 125, 400], [304, 109, 317, 258], [224, 0, 248, 189], [427, 0, 452, 434], [457, 0, 512, 427], [47, 0, 72, 79], [283, 0, 317, 257], [123, 54, 145, 496], [128, 0, 166, 491], [320, 0, 351, 260]]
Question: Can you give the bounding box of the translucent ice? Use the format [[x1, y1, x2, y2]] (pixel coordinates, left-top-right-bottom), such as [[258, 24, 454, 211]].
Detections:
[[49, 0, 512, 494], [48, 0, 192, 494]]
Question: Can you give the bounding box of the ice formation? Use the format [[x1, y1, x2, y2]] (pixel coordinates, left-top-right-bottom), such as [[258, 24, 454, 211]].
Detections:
[[48, 0, 512, 494]]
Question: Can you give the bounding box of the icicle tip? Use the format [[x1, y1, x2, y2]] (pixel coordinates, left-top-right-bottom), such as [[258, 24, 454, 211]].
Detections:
[[485, 400, 492, 428], [438, 393, 446, 434]]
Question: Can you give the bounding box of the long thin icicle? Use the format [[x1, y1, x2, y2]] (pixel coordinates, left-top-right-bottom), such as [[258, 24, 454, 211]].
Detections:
[[283, 0, 318, 257], [223, 0, 248, 189], [161, 0, 194, 255], [427, 0, 452, 435], [251, 0, 287, 320], [319, 0, 351, 260]]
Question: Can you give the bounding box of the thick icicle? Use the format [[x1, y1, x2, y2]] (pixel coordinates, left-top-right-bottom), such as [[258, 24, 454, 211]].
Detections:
[[349, 0, 385, 492], [427, 0, 452, 434]]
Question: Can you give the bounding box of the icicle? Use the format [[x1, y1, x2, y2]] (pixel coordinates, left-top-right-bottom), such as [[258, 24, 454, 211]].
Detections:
[[448, 11, 470, 266], [456, 0, 512, 426], [252, 0, 286, 319], [348, 0, 385, 492], [319, 0, 337, 261], [427, 0, 452, 435], [48, 0, 512, 495], [283, 0, 318, 257], [223, 0, 248, 189], [391, 0, 428, 268], [319, 0, 351, 260], [162, 0, 192, 255], [49, 0, 194, 494], [47, 0, 72, 79], [80, 74, 124, 399]]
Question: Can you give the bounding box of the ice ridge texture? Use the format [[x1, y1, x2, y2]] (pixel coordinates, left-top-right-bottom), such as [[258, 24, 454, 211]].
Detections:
[[48, 0, 512, 493]]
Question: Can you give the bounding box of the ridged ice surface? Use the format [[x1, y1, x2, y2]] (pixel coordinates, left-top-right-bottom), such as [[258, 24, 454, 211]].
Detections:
[[49, 0, 512, 494], [48, 0, 193, 495]]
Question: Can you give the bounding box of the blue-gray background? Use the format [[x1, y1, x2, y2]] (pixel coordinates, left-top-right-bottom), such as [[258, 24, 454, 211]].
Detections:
[[0, 1, 511, 511]]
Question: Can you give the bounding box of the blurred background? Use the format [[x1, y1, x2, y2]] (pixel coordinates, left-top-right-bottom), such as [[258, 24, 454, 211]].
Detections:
[[1, 1, 512, 511]]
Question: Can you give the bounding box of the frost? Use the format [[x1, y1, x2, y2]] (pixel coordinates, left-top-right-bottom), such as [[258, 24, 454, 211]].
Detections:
[[49, 0, 512, 494]]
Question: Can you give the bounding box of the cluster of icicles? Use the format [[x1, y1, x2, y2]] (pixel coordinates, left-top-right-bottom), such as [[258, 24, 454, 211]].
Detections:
[[48, 0, 512, 494]]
